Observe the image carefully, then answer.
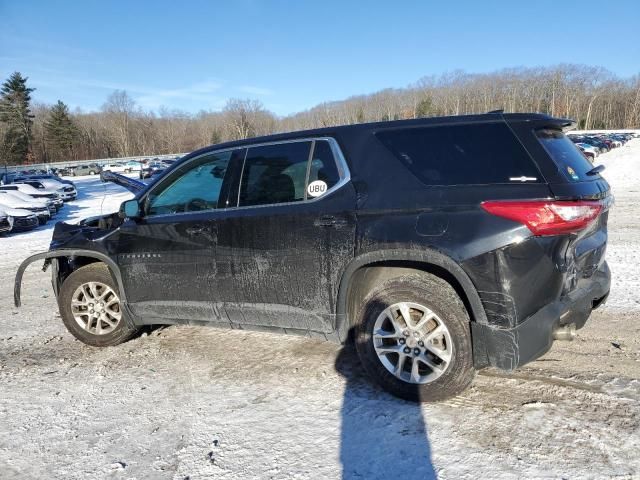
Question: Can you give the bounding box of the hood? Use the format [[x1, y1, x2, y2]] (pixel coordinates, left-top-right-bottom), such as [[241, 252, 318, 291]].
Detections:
[[0, 197, 31, 210], [1, 206, 36, 217], [100, 170, 146, 194], [3, 191, 48, 206], [50, 211, 122, 249]]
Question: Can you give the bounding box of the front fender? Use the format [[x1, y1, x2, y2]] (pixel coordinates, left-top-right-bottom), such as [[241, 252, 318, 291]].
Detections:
[[14, 249, 127, 307]]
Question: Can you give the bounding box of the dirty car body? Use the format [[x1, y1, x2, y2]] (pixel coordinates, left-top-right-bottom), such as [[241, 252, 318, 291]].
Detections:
[[15, 113, 611, 397]]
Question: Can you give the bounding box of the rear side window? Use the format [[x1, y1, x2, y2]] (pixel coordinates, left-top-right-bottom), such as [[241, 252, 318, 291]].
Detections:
[[239, 142, 312, 207], [376, 122, 540, 185], [237, 139, 345, 207], [308, 140, 341, 190], [536, 129, 595, 182]]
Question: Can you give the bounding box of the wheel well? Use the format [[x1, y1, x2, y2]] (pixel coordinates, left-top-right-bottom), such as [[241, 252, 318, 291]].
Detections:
[[344, 261, 477, 335], [56, 256, 105, 287]]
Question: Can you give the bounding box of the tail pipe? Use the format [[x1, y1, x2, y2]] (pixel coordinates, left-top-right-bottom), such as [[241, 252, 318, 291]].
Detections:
[[553, 323, 576, 341]]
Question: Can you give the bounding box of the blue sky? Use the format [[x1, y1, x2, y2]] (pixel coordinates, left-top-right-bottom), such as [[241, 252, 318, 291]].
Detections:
[[1, 0, 638, 116]]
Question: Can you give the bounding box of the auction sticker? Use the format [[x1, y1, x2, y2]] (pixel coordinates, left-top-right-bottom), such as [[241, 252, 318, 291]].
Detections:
[[307, 180, 328, 198], [567, 166, 580, 181]]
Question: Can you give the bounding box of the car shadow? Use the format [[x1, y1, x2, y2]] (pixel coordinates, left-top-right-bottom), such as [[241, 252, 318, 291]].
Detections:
[[335, 330, 437, 479]]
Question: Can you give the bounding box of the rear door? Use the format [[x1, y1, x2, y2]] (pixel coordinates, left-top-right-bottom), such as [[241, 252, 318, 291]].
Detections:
[[216, 138, 357, 334]]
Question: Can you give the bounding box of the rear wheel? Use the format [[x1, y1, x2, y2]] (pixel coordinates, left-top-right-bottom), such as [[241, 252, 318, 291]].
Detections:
[[355, 273, 474, 402], [58, 263, 139, 347]]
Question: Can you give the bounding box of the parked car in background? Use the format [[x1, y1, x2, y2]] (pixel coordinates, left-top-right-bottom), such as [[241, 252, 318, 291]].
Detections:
[[0, 207, 13, 234], [577, 146, 595, 162], [139, 162, 166, 179], [160, 158, 177, 167], [0, 190, 55, 219], [0, 184, 64, 210], [11, 179, 76, 201], [0, 205, 39, 232], [14, 174, 76, 187], [103, 163, 128, 173], [70, 164, 101, 176], [0, 192, 49, 225], [580, 137, 609, 154], [123, 161, 142, 173], [55, 167, 73, 176], [576, 143, 599, 159], [15, 113, 612, 402]]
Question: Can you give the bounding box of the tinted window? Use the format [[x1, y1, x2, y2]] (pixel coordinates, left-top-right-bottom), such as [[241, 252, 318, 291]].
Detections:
[[376, 122, 540, 185], [239, 142, 312, 206], [146, 151, 232, 215], [536, 129, 596, 182], [308, 140, 341, 190]]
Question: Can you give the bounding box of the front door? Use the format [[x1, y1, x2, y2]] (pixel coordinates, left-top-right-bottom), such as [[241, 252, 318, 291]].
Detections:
[[215, 139, 357, 334], [112, 148, 243, 324]]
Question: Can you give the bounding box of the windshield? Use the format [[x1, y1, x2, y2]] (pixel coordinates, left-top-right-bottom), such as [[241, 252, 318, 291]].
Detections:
[[536, 129, 597, 182]]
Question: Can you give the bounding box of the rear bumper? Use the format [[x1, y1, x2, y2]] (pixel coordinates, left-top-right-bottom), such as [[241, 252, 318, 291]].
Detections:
[[471, 261, 611, 370]]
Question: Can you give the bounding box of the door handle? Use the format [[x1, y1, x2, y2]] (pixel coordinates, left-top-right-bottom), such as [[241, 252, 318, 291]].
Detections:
[[314, 215, 348, 228]]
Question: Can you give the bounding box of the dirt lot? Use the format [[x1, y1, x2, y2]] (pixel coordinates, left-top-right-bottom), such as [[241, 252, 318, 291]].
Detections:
[[1, 140, 639, 479]]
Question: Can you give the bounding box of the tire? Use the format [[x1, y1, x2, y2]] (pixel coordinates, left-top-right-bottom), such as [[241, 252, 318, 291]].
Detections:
[[58, 263, 139, 347], [355, 273, 475, 402]]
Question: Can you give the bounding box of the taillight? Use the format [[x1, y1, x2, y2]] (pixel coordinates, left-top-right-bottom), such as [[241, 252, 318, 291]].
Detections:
[[481, 200, 603, 236]]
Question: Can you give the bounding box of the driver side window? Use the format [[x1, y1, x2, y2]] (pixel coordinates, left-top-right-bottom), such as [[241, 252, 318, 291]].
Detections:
[[146, 151, 233, 216]]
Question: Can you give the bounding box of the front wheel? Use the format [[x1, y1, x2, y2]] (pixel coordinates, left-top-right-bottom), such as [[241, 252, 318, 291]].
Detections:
[[355, 273, 475, 402], [58, 263, 140, 347]]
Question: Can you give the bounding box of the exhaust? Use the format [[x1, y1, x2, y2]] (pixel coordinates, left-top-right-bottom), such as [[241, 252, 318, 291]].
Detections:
[[553, 323, 576, 341]]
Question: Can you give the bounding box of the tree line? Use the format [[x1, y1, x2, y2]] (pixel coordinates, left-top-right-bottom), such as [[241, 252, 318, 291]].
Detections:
[[1, 64, 639, 166]]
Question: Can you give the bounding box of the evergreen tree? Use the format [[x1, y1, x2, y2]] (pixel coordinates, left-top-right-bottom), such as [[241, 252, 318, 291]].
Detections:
[[44, 100, 79, 160], [0, 72, 35, 165], [415, 96, 434, 118]]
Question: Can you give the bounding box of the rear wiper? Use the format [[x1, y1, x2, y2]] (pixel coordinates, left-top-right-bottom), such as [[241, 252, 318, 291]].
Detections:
[[586, 164, 605, 176]]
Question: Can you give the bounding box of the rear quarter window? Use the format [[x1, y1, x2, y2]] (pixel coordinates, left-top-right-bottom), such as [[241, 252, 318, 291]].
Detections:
[[535, 129, 596, 182], [376, 122, 540, 186]]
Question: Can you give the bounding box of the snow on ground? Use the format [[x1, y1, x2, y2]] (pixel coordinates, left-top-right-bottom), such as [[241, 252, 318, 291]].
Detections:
[[1, 141, 639, 479], [593, 138, 640, 311]]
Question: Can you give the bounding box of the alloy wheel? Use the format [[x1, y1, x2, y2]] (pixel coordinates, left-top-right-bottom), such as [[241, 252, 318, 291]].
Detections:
[[71, 281, 122, 335], [372, 301, 453, 384]]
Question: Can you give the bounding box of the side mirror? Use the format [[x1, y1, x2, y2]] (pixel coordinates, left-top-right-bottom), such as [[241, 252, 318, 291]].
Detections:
[[120, 199, 141, 219]]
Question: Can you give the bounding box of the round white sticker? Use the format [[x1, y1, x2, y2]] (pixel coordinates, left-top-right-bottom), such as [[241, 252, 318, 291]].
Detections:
[[307, 180, 328, 198]]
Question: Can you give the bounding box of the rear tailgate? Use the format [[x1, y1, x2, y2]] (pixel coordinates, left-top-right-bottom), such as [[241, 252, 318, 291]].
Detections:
[[534, 128, 611, 294]]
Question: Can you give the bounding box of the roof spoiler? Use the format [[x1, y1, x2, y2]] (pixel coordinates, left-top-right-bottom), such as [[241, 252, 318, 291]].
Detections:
[[100, 170, 145, 193], [554, 117, 577, 132]]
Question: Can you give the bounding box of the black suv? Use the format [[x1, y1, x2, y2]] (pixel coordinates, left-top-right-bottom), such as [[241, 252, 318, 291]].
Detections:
[[15, 113, 611, 401]]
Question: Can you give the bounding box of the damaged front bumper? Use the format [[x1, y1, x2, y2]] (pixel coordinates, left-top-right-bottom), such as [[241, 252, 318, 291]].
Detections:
[[471, 261, 611, 370]]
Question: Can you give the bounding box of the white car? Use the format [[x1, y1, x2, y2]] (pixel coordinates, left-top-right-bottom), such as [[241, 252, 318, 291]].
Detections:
[[13, 178, 77, 201], [0, 183, 64, 209], [0, 206, 39, 232], [0, 207, 12, 233], [123, 161, 142, 173], [0, 190, 56, 216], [0, 192, 51, 224], [576, 143, 599, 157], [103, 163, 128, 173]]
